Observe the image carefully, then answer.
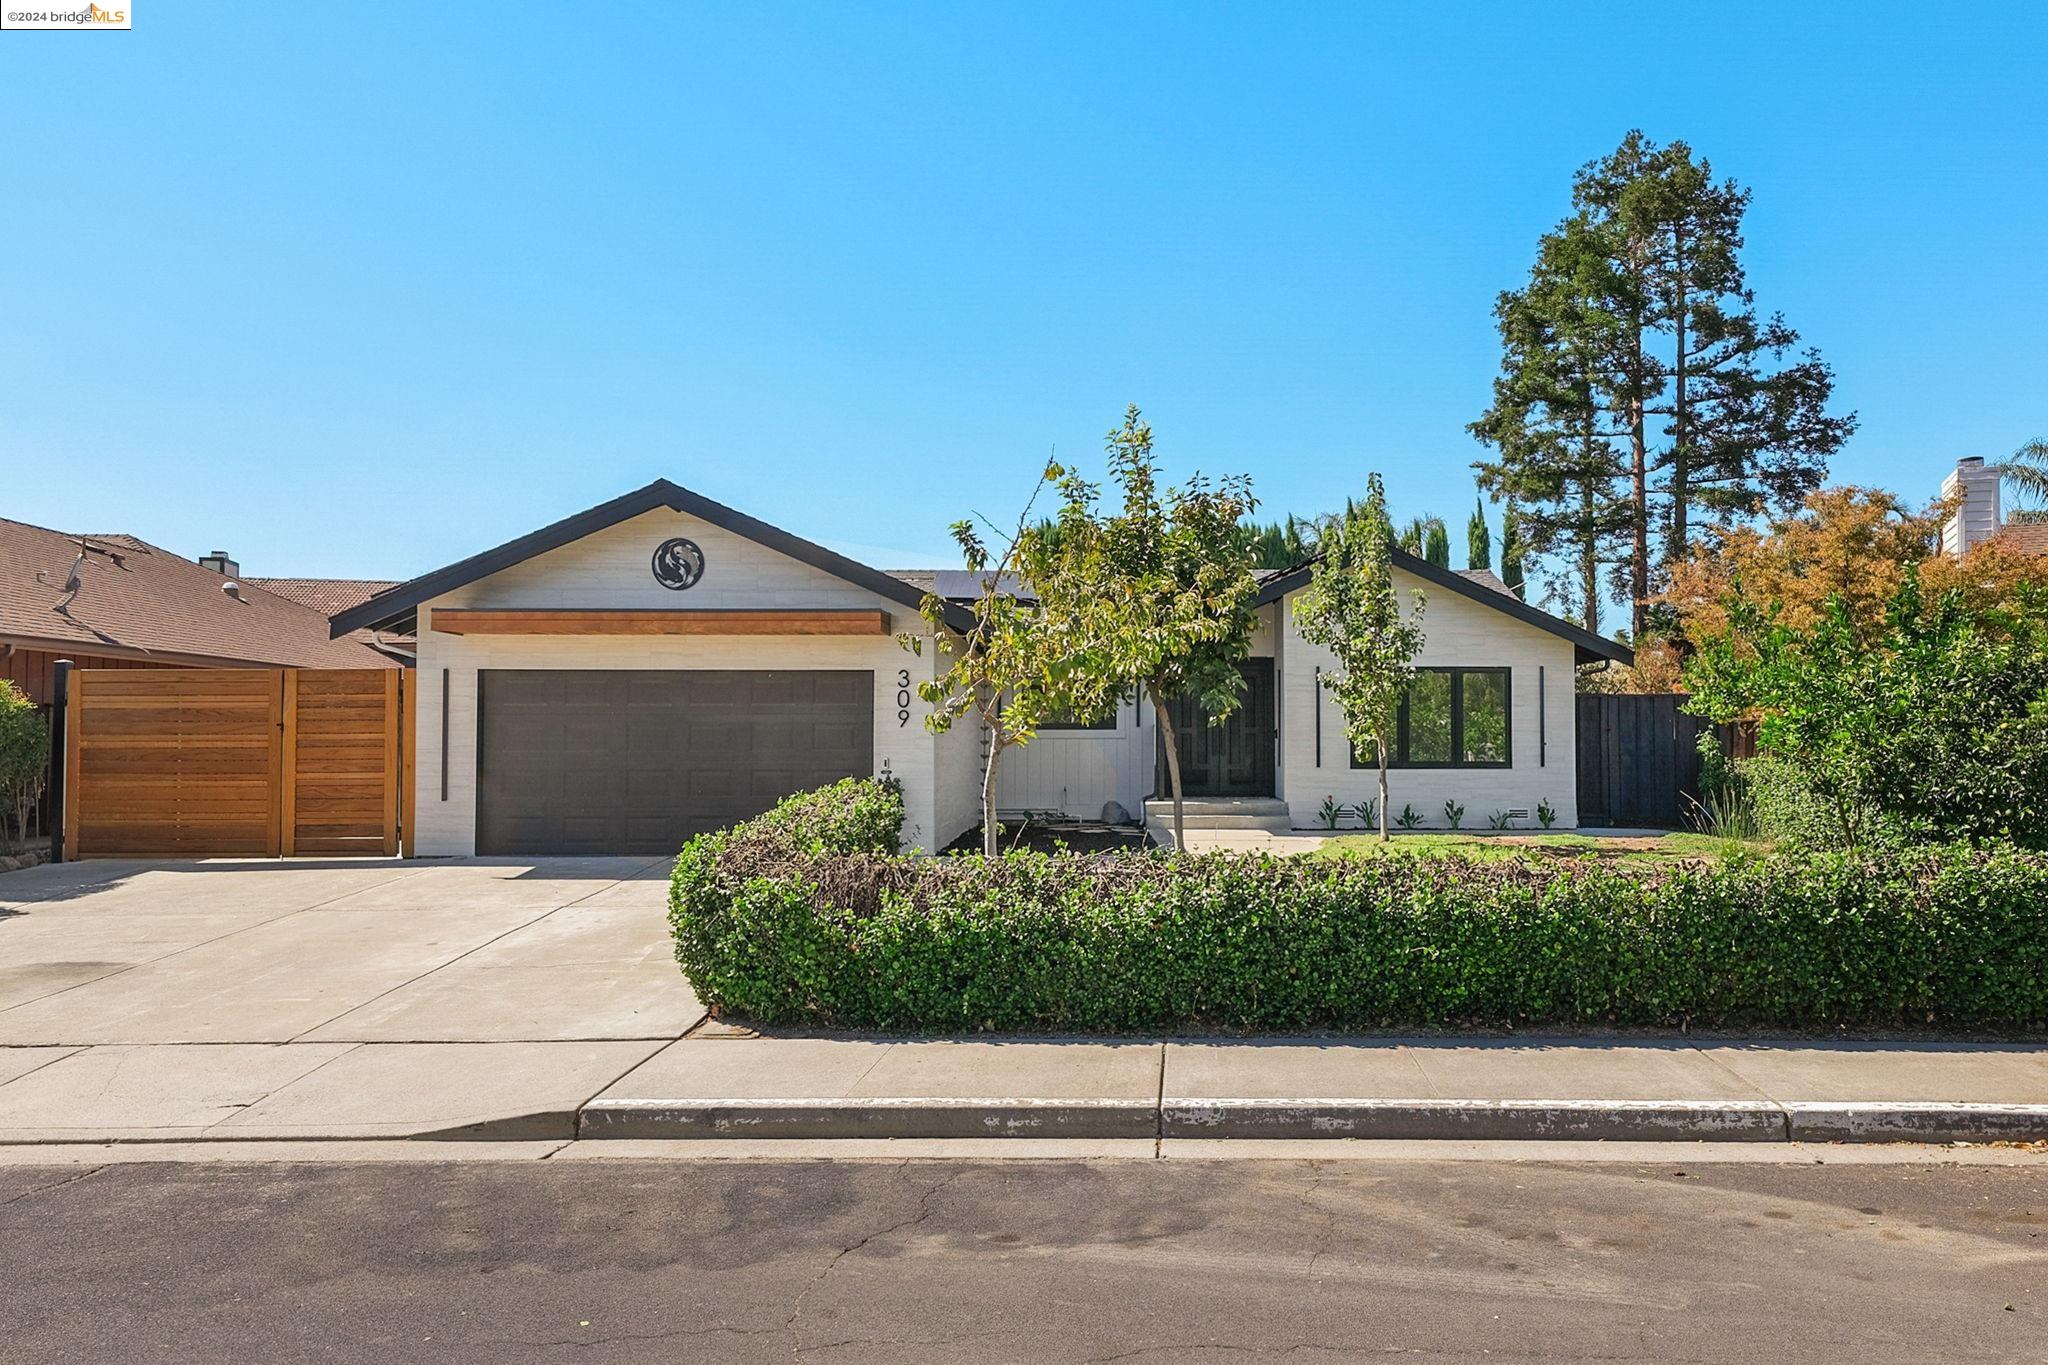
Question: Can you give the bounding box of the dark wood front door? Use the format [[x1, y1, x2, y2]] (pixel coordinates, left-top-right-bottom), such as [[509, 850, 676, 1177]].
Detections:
[[1158, 659, 1276, 797]]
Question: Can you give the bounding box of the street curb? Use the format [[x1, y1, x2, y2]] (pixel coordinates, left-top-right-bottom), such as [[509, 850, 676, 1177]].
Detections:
[[577, 1098, 1160, 1140], [572, 1098, 2048, 1143], [1784, 1103, 2048, 1144], [1161, 1098, 1789, 1142], [14, 1100, 2043, 1147]]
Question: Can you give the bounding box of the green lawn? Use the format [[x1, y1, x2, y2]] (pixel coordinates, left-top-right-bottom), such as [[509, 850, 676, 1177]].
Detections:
[[1311, 829, 1764, 867]]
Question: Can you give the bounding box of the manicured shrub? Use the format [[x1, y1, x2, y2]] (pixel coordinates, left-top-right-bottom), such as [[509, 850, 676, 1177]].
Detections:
[[670, 783, 2048, 1033]]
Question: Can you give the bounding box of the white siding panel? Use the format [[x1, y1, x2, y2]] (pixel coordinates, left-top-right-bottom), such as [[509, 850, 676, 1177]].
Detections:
[[1276, 569, 1582, 829], [995, 696, 1154, 821], [449, 507, 892, 611], [932, 709, 984, 851]]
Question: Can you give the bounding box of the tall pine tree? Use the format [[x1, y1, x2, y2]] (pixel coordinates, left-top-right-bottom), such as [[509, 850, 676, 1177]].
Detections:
[[1471, 217, 1635, 632], [1574, 132, 1856, 566], [1474, 131, 1855, 640]]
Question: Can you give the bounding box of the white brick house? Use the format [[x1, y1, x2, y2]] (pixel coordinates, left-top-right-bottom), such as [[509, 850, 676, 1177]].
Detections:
[[331, 480, 1630, 856]]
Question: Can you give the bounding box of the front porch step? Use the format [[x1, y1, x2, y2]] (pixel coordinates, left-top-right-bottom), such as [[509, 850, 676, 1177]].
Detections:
[[1143, 797, 1291, 832]]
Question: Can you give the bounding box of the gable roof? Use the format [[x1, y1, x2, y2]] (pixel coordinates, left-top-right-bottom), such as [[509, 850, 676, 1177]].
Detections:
[[1254, 550, 1634, 666], [0, 516, 398, 669], [329, 480, 977, 637]]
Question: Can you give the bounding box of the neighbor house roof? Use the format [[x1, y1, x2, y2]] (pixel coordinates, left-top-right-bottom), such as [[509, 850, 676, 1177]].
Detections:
[[0, 516, 398, 669], [329, 480, 979, 637], [246, 577, 401, 617], [1994, 521, 2048, 557], [247, 576, 414, 659], [1254, 550, 1634, 666], [1453, 567, 1517, 597]]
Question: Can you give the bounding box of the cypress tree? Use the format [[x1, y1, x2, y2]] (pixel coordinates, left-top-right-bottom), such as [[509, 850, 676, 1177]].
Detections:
[[1423, 519, 1451, 569], [1467, 496, 1492, 571], [1499, 505, 1527, 598]]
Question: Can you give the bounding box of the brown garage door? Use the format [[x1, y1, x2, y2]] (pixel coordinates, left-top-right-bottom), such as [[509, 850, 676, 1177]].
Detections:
[[475, 670, 873, 855]]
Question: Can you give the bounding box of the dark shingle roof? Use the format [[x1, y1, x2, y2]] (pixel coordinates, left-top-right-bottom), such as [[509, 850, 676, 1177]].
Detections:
[[1454, 567, 1517, 597]]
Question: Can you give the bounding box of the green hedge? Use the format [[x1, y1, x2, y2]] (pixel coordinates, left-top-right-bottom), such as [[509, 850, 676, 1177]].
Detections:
[[1737, 755, 1846, 848], [668, 779, 2048, 1033]]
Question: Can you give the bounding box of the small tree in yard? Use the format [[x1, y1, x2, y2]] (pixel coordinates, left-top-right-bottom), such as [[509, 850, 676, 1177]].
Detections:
[[1293, 473, 1426, 842], [1024, 405, 1262, 852], [0, 683, 51, 848], [901, 467, 1101, 857]]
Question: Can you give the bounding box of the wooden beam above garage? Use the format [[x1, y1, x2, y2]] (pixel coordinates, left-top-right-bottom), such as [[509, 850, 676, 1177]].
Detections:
[[428, 609, 893, 636]]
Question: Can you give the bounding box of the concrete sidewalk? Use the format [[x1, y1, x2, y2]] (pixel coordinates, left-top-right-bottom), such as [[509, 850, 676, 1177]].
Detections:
[[4, 1032, 2046, 1146]]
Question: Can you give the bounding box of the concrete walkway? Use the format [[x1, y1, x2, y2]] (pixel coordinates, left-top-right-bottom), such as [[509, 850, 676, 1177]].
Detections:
[[2, 858, 2045, 1145]]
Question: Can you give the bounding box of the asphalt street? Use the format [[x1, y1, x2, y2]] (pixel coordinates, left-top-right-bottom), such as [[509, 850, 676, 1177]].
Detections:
[[3, 1155, 2044, 1363]]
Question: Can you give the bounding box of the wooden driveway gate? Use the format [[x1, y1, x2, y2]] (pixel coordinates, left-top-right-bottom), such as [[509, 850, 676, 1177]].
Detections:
[[62, 668, 414, 859]]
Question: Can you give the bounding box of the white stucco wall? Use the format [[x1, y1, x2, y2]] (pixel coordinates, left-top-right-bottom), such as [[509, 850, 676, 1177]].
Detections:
[[412, 507, 967, 856], [1276, 570, 1582, 830]]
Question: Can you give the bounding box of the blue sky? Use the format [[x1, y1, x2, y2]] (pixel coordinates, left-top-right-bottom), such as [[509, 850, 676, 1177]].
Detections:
[[3, 3, 2043, 579]]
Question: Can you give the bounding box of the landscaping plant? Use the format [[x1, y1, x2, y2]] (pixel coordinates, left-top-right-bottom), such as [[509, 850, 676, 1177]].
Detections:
[[901, 467, 1103, 857], [1685, 567, 2048, 849], [1293, 472, 1425, 842], [1396, 803, 1423, 831], [670, 779, 2048, 1033], [1443, 799, 1465, 830], [0, 683, 50, 848], [1535, 798, 1557, 830], [1023, 405, 1262, 853]]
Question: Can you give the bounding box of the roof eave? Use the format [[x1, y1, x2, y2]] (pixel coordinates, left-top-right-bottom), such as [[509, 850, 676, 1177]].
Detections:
[[1253, 552, 1634, 667], [329, 479, 976, 637]]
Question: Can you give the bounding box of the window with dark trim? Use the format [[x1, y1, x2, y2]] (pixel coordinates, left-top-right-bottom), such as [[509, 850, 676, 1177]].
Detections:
[[1032, 703, 1120, 731], [1350, 667, 1511, 769], [998, 691, 1127, 731]]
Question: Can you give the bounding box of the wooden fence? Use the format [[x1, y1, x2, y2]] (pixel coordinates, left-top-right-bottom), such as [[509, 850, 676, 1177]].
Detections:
[[62, 667, 413, 859], [1575, 692, 1718, 830]]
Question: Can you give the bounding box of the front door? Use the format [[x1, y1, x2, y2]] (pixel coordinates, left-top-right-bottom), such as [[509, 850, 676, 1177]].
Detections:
[[1158, 659, 1276, 797]]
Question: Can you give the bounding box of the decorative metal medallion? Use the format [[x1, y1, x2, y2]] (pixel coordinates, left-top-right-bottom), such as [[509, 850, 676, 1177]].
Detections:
[[651, 537, 706, 591]]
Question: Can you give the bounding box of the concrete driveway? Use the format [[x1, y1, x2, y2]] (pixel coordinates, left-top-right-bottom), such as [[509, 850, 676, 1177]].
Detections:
[[0, 857, 703, 1141]]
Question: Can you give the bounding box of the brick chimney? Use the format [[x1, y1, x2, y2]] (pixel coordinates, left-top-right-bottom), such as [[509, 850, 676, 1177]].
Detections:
[[197, 549, 240, 577], [1939, 458, 2001, 558]]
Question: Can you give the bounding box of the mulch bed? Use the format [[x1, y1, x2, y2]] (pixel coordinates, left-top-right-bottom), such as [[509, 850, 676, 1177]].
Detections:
[[941, 820, 1155, 856]]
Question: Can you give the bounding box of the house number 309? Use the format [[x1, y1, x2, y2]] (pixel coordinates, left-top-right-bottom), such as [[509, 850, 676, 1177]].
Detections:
[[896, 669, 912, 728]]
